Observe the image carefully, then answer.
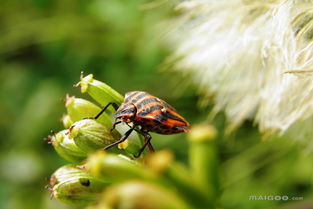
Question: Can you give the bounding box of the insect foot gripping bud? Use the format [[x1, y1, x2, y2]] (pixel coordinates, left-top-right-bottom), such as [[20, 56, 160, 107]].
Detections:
[[64, 95, 112, 127], [45, 130, 87, 164], [47, 165, 108, 206], [68, 119, 121, 153], [187, 124, 219, 206], [74, 73, 124, 112], [96, 181, 191, 209]]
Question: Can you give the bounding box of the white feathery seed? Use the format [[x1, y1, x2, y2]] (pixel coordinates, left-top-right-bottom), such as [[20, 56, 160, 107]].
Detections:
[[166, 0, 313, 137]]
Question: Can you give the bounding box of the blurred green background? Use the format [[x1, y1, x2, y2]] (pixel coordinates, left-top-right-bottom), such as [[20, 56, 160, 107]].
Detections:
[[0, 1, 312, 209]]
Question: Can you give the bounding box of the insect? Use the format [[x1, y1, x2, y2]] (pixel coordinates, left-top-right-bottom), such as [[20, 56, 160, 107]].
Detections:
[[88, 91, 190, 157]]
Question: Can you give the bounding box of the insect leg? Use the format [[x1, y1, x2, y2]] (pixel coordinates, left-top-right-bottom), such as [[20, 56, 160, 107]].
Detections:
[[103, 128, 134, 150], [140, 131, 154, 153], [134, 132, 153, 158], [147, 141, 155, 153], [84, 102, 119, 119], [110, 120, 122, 132], [132, 128, 154, 152]]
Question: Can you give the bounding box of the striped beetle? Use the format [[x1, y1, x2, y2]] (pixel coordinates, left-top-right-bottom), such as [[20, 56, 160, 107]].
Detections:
[[88, 91, 190, 157]]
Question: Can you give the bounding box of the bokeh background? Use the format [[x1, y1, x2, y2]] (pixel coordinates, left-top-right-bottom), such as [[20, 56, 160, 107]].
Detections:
[[0, 1, 313, 209]]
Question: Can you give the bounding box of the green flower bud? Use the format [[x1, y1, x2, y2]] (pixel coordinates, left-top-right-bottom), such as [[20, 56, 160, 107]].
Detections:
[[144, 150, 174, 174], [86, 152, 165, 185], [187, 124, 219, 204], [74, 73, 124, 112], [145, 151, 212, 208], [48, 165, 108, 206], [68, 119, 121, 153], [187, 124, 217, 142], [61, 114, 73, 128], [97, 181, 191, 209], [45, 130, 87, 164], [65, 95, 112, 127]]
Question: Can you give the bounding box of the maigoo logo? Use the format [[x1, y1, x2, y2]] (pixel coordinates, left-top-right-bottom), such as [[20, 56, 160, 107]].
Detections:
[[249, 195, 303, 201]]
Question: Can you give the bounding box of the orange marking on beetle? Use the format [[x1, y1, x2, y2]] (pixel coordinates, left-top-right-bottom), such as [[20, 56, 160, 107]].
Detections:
[[132, 95, 155, 105]]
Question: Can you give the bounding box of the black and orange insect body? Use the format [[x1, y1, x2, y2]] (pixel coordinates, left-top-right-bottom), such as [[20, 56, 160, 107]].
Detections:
[[88, 91, 190, 157]]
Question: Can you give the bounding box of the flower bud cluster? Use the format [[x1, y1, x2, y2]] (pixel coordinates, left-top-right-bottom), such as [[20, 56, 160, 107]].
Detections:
[[46, 74, 219, 209]]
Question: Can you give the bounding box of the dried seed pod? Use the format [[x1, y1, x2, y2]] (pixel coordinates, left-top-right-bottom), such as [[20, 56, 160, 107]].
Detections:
[[68, 119, 120, 153], [48, 165, 108, 206], [46, 130, 87, 164]]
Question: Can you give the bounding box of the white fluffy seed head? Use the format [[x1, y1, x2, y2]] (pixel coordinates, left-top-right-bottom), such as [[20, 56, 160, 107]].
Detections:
[[165, 0, 313, 137]]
